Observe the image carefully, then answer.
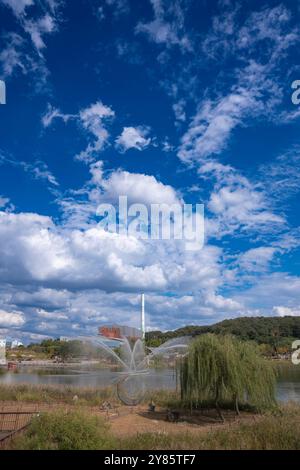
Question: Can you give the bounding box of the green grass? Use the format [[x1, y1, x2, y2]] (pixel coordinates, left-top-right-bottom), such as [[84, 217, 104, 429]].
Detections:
[[0, 383, 117, 406], [0, 383, 179, 407], [0, 383, 278, 415], [10, 409, 116, 450]]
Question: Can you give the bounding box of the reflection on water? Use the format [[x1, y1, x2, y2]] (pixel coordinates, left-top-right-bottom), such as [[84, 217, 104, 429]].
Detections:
[[0, 363, 299, 403]]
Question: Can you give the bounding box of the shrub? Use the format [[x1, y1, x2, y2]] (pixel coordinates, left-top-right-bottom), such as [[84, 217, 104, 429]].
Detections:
[[11, 409, 116, 450]]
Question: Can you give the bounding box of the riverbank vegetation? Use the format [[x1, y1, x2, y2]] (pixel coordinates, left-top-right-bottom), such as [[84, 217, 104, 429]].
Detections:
[[6, 404, 300, 450], [0, 383, 178, 407], [0, 384, 117, 406]]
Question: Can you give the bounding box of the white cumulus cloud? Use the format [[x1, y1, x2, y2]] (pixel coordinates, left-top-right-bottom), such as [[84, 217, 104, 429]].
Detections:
[[115, 126, 151, 152], [0, 309, 25, 327]]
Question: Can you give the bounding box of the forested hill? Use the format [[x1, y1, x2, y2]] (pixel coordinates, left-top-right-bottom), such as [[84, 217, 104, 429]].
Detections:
[[146, 316, 300, 351]]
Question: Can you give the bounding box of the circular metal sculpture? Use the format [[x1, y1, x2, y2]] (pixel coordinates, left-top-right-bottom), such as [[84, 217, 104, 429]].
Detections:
[[116, 374, 146, 406]]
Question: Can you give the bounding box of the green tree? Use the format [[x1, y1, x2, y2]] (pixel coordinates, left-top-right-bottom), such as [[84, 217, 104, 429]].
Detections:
[[58, 340, 83, 361], [179, 334, 277, 420]]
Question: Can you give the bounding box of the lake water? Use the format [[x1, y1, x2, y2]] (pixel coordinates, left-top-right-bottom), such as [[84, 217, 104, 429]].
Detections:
[[0, 367, 177, 390], [0, 363, 299, 403], [275, 363, 300, 403]]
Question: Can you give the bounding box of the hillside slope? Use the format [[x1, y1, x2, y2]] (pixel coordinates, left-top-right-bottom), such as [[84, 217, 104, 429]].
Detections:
[[146, 316, 300, 352]]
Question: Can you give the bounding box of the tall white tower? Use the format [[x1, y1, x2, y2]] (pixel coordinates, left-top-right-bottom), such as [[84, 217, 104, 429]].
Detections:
[[0, 80, 6, 105], [141, 293, 145, 340]]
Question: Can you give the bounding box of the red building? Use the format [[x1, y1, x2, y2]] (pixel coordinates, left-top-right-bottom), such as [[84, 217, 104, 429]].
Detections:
[[99, 325, 141, 340], [99, 326, 122, 339]]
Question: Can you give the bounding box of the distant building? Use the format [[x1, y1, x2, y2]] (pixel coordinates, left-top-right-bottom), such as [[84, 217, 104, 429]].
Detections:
[[1, 339, 23, 349], [99, 325, 141, 340], [99, 326, 121, 339]]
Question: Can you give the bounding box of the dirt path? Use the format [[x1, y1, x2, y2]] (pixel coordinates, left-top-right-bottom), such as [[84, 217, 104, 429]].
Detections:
[[108, 406, 260, 438]]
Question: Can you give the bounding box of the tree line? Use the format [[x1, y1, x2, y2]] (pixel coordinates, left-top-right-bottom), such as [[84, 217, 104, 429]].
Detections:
[[146, 316, 300, 354]]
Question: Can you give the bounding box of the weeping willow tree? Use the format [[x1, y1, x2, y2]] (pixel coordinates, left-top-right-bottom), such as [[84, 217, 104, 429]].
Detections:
[[178, 334, 276, 420]]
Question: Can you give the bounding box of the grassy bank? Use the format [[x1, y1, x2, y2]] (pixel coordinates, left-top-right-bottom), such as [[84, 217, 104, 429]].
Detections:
[[0, 383, 116, 406], [5, 404, 300, 450], [0, 383, 178, 407], [0, 383, 270, 411], [0, 383, 262, 411]]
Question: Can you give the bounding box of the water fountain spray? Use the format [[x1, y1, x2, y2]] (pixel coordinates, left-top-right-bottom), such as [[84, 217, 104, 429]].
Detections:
[[141, 293, 145, 340], [79, 294, 190, 406]]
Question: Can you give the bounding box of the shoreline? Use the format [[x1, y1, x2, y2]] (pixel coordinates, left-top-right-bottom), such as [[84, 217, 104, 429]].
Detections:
[[0, 360, 116, 369]]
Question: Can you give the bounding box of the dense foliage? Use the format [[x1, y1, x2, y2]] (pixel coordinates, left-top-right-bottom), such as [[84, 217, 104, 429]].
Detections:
[[179, 334, 277, 416], [146, 316, 300, 353]]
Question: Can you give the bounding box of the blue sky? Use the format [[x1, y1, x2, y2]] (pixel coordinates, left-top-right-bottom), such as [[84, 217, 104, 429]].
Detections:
[[1, 0, 300, 343]]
